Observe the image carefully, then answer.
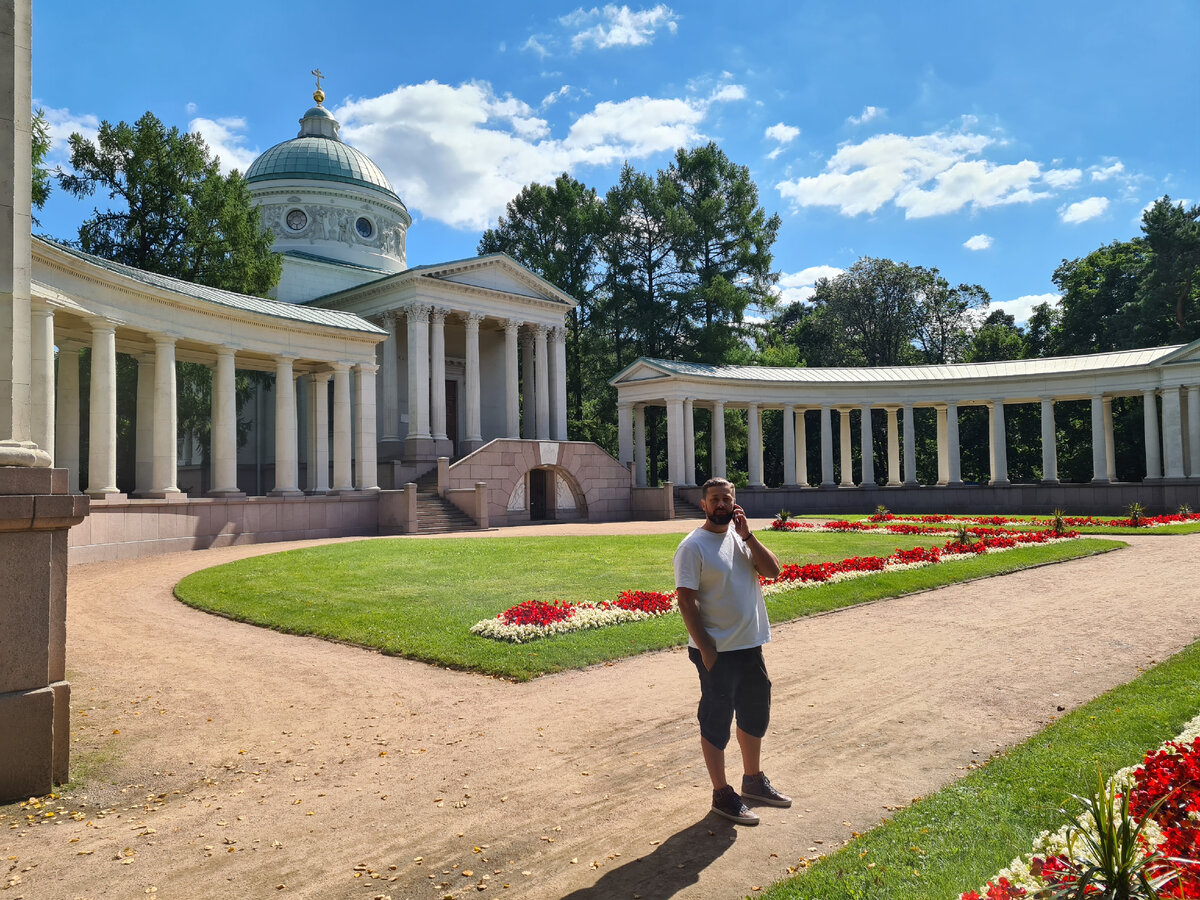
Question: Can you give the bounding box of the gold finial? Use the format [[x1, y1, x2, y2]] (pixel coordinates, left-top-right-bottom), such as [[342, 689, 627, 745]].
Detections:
[[311, 68, 325, 105]]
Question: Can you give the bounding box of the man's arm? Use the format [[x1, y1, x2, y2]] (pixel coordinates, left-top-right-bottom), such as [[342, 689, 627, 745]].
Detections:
[[676, 587, 717, 671], [733, 507, 781, 578]]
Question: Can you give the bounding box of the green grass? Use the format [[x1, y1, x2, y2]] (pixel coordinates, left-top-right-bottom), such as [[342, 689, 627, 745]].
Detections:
[[174, 532, 1119, 681], [757, 639, 1200, 900]]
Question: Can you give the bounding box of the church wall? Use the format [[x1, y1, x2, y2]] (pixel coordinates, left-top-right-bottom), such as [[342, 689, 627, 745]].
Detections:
[[275, 256, 380, 304]]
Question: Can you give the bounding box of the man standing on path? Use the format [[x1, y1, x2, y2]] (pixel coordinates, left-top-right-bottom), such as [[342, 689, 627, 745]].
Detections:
[[674, 477, 791, 825]]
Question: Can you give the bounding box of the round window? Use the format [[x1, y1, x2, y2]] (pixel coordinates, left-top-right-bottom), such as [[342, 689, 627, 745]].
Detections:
[[355, 216, 374, 238], [285, 209, 307, 231]]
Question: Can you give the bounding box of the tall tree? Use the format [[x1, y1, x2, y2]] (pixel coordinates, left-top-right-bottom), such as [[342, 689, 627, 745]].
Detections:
[[31, 107, 51, 225], [912, 272, 989, 363], [1135, 196, 1200, 344]]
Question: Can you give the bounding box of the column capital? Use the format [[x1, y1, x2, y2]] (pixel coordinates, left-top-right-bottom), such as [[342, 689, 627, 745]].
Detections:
[[711, 399, 725, 409], [146, 331, 179, 346], [405, 303, 432, 321], [274, 352, 300, 362], [307, 369, 332, 384], [429, 306, 450, 325], [330, 360, 353, 373], [463, 311, 485, 328], [88, 319, 117, 335], [213, 344, 239, 358], [505, 318, 523, 333], [355, 362, 380, 375]]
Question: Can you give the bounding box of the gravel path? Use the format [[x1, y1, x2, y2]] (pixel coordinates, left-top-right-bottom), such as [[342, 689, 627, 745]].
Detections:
[[3, 524, 1198, 900]]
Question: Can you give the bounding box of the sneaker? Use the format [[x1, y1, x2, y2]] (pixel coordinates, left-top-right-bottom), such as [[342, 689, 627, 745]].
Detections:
[[741, 772, 792, 807], [710, 785, 759, 825]]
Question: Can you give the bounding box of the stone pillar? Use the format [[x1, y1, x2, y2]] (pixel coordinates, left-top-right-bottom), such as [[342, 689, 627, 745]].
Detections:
[[209, 347, 242, 496], [902, 405, 917, 486], [520, 328, 534, 440], [86, 321, 120, 497], [534, 325, 550, 440], [990, 400, 1009, 486], [819, 405, 834, 487], [54, 342, 81, 492], [946, 401, 962, 485], [1162, 386, 1185, 479], [885, 407, 901, 486], [504, 320, 521, 439], [404, 304, 432, 462], [331, 363, 353, 492], [462, 312, 483, 452], [617, 402, 633, 464], [429, 308, 447, 442], [710, 400, 726, 480], [271, 356, 301, 496], [1188, 386, 1200, 479], [666, 398, 685, 486], [1143, 390, 1162, 480], [747, 403, 763, 487], [935, 406, 949, 485], [634, 404, 647, 487], [1090, 395, 1109, 484], [838, 408, 854, 487], [378, 312, 401, 447], [1040, 398, 1058, 483], [859, 405, 874, 486], [354, 363, 379, 490], [795, 408, 808, 486], [29, 304, 52, 457], [147, 335, 181, 497], [683, 398, 695, 487], [134, 353, 155, 496], [1102, 395, 1117, 482], [552, 326, 568, 441], [305, 372, 331, 494], [781, 404, 796, 486]]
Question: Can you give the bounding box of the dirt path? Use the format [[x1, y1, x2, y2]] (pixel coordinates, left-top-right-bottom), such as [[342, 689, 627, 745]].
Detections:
[[3, 525, 1198, 900]]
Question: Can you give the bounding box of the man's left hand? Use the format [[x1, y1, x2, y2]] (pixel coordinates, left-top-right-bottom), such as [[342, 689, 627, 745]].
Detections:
[[732, 504, 751, 540]]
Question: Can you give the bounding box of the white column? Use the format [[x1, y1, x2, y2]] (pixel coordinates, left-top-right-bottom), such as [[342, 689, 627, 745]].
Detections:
[[1162, 386, 1185, 479], [354, 363, 379, 490], [305, 371, 331, 493], [859, 405, 874, 486], [747, 402, 763, 487], [150, 335, 180, 496], [55, 341, 81, 490], [210, 347, 240, 495], [902, 404, 917, 485], [819, 405, 834, 486], [379, 312, 400, 442], [781, 404, 796, 486], [1102, 396, 1116, 482], [534, 325, 550, 440], [795, 408, 808, 486], [1040, 398, 1058, 483], [634, 403, 647, 487], [134, 353, 155, 495], [1089, 395, 1109, 483], [946, 401, 962, 485], [463, 312, 483, 444], [331, 363, 353, 492], [30, 304, 53, 456], [504, 320, 521, 438], [935, 406, 949, 485], [666, 398, 684, 485], [429, 308, 447, 441], [552, 326, 568, 440], [1187, 386, 1200, 479], [683, 398, 695, 486], [1143, 390, 1162, 480], [405, 304, 431, 442], [521, 328, 535, 439], [271, 356, 300, 495], [86, 321, 119, 497], [885, 407, 901, 486], [990, 400, 1009, 486], [711, 400, 727, 480], [839, 408, 853, 486], [617, 402, 633, 464]]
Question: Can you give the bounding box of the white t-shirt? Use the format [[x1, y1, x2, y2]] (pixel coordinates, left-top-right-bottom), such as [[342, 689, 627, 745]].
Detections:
[[673, 527, 770, 653]]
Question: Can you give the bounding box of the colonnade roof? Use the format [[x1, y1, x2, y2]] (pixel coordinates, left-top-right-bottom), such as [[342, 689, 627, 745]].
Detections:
[[34, 237, 385, 335]]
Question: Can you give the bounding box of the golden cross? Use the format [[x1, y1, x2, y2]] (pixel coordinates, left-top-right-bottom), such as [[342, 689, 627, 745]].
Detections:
[[311, 68, 324, 92]]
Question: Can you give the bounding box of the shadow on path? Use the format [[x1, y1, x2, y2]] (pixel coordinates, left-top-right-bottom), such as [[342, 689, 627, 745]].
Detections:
[[559, 816, 739, 900]]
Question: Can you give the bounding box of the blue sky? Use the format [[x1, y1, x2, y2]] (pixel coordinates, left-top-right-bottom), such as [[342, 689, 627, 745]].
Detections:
[[32, 1, 1199, 325]]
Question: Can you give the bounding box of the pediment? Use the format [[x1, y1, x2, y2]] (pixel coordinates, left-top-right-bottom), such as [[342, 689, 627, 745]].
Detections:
[[416, 254, 576, 308], [1154, 337, 1200, 365], [609, 359, 676, 385]]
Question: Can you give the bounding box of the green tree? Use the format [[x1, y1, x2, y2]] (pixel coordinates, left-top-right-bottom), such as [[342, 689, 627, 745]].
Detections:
[[913, 273, 989, 363], [31, 107, 51, 225], [1135, 196, 1200, 344], [1053, 239, 1147, 353], [963, 310, 1026, 362]]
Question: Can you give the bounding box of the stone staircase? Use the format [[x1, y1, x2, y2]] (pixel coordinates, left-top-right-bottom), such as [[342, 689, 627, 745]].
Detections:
[[412, 471, 480, 534], [673, 489, 703, 521]]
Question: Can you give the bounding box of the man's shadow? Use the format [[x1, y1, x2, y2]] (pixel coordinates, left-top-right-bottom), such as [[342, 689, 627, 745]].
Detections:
[[559, 816, 738, 900]]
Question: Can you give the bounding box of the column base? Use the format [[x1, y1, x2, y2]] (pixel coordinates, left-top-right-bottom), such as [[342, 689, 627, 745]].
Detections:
[[404, 435, 436, 465], [268, 489, 305, 498], [990, 480, 1012, 487], [434, 437, 456, 459], [0, 687, 54, 801], [1090, 477, 1111, 485], [377, 439, 406, 462], [458, 439, 485, 456], [84, 490, 127, 501], [206, 489, 247, 499]]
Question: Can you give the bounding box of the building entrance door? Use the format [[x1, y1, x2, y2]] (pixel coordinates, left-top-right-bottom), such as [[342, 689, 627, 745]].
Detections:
[[529, 469, 550, 520], [446, 380, 458, 455]]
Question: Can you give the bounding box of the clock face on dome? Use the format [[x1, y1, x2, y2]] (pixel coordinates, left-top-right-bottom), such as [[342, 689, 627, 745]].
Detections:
[[286, 209, 307, 231], [355, 216, 374, 239]]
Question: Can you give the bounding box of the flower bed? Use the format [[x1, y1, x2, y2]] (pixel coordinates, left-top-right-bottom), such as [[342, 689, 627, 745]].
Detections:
[[859, 512, 1200, 530], [960, 712, 1200, 899]]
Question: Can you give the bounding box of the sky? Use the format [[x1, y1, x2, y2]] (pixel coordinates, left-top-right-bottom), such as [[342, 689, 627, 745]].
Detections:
[[31, 1, 1200, 326]]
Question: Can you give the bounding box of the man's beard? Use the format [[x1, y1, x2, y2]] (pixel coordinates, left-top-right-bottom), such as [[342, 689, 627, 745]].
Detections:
[[706, 511, 734, 526]]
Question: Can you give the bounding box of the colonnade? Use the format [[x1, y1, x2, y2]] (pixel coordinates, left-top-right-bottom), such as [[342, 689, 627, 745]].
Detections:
[[617, 388, 1200, 488]]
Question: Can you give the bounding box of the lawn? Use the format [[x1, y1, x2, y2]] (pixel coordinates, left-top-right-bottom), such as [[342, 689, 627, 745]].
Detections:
[[174, 531, 1119, 680]]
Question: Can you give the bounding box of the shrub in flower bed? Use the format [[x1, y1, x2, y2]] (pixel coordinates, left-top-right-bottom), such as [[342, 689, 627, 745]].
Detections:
[[960, 713, 1200, 899]]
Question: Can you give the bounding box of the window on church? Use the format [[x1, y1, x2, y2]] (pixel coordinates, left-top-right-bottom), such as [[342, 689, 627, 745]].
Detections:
[[355, 216, 374, 239], [286, 209, 307, 231]]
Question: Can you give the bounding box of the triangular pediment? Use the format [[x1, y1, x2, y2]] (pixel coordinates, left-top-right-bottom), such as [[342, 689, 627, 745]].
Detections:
[[1155, 337, 1200, 365], [608, 358, 678, 386], [412, 254, 576, 308]]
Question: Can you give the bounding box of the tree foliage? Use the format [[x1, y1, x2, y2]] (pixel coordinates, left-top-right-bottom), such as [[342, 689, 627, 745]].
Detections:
[[31, 107, 51, 224]]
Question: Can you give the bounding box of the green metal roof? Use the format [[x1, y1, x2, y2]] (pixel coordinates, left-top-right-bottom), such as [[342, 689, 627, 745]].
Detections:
[[246, 136, 401, 201]]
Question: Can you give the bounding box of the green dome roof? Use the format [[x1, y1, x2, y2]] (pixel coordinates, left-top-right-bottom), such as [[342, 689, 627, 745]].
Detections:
[[246, 135, 400, 200]]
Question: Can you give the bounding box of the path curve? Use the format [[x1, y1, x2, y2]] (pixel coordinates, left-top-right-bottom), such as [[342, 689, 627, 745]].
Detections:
[[3, 524, 1199, 900]]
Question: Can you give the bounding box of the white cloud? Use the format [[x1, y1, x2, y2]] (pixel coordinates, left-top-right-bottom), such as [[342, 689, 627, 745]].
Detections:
[[337, 79, 731, 230], [523, 35, 550, 58], [36, 104, 99, 156], [847, 105, 884, 126], [1043, 167, 1082, 188], [561, 4, 679, 50], [185, 101, 198, 116], [764, 122, 800, 145], [541, 85, 572, 108], [708, 83, 746, 103], [1090, 159, 1124, 181], [1059, 196, 1109, 224], [775, 265, 844, 304], [774, 127, 1087, 219], [189, 115, 259, 173], [991, 292, 1059, 325], [963, 233, 993, 251]]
